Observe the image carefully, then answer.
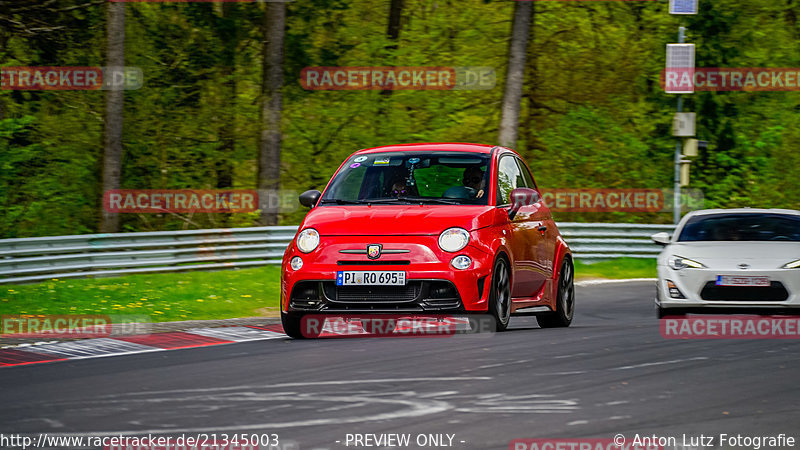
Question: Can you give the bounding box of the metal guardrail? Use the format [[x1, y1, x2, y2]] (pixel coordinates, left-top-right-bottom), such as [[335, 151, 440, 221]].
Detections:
[[0, 227, 299, 284], [0, 223, 674, 284], [559, 222, 675, 259]]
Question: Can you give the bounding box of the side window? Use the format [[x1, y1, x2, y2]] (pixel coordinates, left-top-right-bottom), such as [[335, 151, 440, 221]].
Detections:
[[497, 155, 523, 205], [516, 158, 536, 191]]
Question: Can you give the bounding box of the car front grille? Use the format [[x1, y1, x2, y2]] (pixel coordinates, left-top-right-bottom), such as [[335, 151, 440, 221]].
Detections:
[[700, 281, 790, 302], [334, 284, 421, 303], [337, 260, 411, 266], [289, 280, 463, 312]]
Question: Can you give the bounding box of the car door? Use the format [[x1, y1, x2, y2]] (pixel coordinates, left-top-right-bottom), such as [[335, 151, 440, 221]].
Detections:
[[516, 158, 554, 284], [496, 155, 544, 298]]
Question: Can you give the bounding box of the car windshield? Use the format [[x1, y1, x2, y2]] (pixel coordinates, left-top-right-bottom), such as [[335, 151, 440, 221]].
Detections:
[[678, 213, 800, 242], [321, 151, 491, 205]]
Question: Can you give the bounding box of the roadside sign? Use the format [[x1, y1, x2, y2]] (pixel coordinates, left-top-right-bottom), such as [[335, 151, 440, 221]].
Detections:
[[680, 161, 691, 187], [666, 44, 695, 94], [683, 138, 699, 157], [673, 113, 696, 137], [670, 0, 699, 15]]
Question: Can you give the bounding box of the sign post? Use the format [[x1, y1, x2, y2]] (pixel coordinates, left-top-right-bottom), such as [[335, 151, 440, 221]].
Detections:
[[667, 2, 698, 223]]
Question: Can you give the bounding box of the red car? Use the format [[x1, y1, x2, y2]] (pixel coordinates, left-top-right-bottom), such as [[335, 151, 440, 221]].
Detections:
[[280, 143, 574, 338]]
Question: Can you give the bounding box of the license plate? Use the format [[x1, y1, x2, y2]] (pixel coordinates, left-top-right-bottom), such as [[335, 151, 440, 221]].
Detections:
[[337, 271, 406, 286], [716, 275, 770, 287]]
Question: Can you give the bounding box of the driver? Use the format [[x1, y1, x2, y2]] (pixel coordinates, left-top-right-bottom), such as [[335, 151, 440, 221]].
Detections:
[[462, 166, 485, 199]]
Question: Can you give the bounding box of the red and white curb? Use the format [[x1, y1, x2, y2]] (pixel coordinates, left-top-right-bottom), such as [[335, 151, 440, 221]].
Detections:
[[0, 319, 467, 368], [0, 325, 287, 368]]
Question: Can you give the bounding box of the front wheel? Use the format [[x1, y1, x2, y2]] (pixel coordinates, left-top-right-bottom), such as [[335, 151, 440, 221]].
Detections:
[[281, 312, 322, 339], [489, 257, 512, 332], [537, 258, 575, 328]]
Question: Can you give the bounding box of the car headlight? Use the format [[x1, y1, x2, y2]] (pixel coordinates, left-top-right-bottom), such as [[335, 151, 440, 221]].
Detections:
[[438, 228, 470, 253], [296, 228, 320, 253], [668, 255, 705, 270], [782, 259, 800, 269]]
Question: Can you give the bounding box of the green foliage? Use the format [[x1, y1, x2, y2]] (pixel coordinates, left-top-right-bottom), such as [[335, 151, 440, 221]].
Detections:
[[2, 0, 800, 237]]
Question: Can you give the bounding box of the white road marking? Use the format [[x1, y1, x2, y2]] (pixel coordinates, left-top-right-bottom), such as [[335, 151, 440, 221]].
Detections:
[[185, 326, 285, 342], [22, 338, 162, 359], [610, 356, 709, 371]]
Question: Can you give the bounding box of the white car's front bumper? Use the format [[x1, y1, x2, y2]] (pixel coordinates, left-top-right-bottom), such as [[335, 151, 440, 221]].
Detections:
[[656, 265, 800, 313]]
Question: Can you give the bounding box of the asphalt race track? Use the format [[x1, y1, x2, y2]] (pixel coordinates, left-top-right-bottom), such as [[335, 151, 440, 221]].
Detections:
[[1, 281, 799, 450]]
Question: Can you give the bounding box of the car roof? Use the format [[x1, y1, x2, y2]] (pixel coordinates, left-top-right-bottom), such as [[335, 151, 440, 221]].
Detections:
[[354, 143, 500, 155], [685, 208, 800, 218]]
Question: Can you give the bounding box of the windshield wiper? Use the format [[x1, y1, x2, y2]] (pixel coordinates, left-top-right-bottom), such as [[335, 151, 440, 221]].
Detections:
[[319, 199, 369, 205], [319, 198, 410, 205], [400, 196, 463, 205], [320, 197, 463, 205]]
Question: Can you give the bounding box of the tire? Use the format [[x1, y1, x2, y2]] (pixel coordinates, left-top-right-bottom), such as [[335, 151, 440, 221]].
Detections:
[[537, 258, 575, 328], [489, 256, 512, 332], [281, 312, 321, 339]]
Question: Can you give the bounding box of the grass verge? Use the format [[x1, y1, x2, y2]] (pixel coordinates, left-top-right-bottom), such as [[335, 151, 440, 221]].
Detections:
[[0, 266, 282, 323], [574, 257, 657, 280]]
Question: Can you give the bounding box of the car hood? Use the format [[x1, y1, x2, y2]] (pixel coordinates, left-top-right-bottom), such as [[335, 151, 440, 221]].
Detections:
[[667, 242, 800, 267], [300, 205, 497, 235]]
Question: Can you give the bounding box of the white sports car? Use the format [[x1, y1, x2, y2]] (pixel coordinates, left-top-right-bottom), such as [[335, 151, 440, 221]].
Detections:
[[652, 208, 800, 318]]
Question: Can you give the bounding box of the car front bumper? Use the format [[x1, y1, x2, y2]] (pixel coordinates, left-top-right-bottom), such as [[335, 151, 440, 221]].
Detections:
[[281, 235, 493, 313], [656, 265, 800, 313]]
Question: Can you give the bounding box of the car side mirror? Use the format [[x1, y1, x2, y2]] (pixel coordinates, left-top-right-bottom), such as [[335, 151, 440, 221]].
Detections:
[[299, 190, 321, 208], [508, 187, 541, 220], [651, 232, 671, 246]]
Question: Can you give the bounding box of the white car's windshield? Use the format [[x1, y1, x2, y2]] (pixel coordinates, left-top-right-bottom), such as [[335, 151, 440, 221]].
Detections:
[[678, 213, 800, 242]]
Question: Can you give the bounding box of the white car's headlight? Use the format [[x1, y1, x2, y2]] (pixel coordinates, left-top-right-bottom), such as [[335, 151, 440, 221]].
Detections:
[[438, 228, 470, 253], [782, 259, 800, 269], [296, 228, 320, 253], [668, 255, 705, 270]]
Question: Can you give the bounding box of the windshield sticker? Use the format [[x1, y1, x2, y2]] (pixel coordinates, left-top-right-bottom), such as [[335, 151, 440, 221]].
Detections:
[[374, 157, 391, 165], [354, 156, 368, 162], [349, 163, 361, 169]]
